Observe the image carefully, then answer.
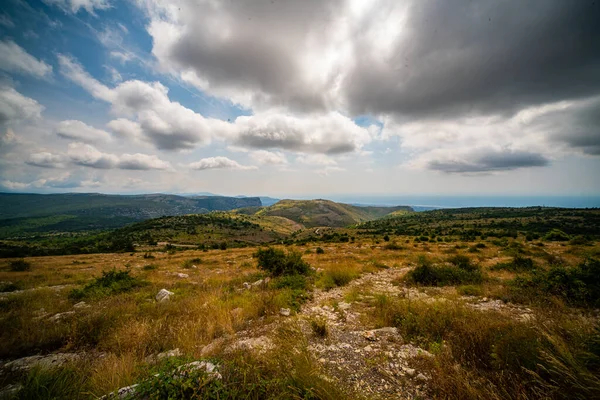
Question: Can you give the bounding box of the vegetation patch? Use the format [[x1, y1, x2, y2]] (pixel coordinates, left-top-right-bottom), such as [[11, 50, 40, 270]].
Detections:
[[9, 259, 31, 272], [69, 269, 144, 300], [491, 255, 536, 272], [407, 255, 483, 286], [254, 247, 311, 276]]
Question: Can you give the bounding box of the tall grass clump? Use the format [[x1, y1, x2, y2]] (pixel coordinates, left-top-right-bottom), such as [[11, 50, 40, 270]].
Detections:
[[491, 255, 535, 272], [69, 269, 144, 300], [407, 255, 482, 286], [371, 296, 600, 400]]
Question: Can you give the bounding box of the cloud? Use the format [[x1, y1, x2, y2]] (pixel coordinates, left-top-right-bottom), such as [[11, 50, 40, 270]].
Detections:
[[43, 0, 111, 15], [413, 148, 549, 174], [110, 51, 133, 64], [56, 120, 112, 143], [0, 15, 15, 28], [189, 156, 256, 171], [232, 112, 370, 154], [26, 152, 67, 168], [142, 0, 346, 111], [59, 55, 230, 150], [249, 150, 287, 165], [106, 118, 143, 140], [0, 86, 44, 125], [296, 154, 337, 167], [0, 41, 52, 79], [117, 153, 172, 170], [66, 142, 171, 170]]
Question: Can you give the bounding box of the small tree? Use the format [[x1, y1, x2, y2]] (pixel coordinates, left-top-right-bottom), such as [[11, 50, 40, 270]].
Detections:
[[254, 247, 310, 276]]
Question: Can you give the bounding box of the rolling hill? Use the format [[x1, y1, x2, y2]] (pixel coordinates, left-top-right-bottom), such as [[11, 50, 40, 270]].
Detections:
[[254, 199, 413, 228], [0, 193, 261, 238]]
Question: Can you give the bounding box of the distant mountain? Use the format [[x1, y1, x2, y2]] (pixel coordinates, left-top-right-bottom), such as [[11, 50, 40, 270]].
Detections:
[[254, 199, 413, 228], [0, 193, 261, 238]]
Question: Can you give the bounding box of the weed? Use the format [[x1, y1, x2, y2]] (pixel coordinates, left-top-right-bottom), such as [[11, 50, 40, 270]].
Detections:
[[142, 264, 158, 271], [407, 255, 482, 286], [491, 255, 535, 272], [310, 318, 329, 338], [457, 285, 483, 296]]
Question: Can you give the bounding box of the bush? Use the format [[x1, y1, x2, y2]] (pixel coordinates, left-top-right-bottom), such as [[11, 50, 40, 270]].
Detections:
[[69, 269, 144, 300], [254, 247, 310, 276], [272, 274, 309, 291], [383, 234, 390, 242], [9, 259, 31, 271], [407, 256, 482, 286], [143, 264, 158, 271], [316, 247, 325, 254], [508, 258, 600, 307], [318, 267, 358, 290], [182, 258, 202, 268], [491, 255, 535, 272], [383, 242, 403, 250], [457, 285, 483, 296], [545, 229, 570, 241]]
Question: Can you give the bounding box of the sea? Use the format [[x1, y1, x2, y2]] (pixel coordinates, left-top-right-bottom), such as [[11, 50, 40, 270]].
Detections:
[[321, 195, 600, 211]]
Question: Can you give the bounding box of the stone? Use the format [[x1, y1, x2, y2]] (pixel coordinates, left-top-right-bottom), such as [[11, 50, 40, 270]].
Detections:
[[252, 279, 263, 287], [363, 330, 377, 341], [280, 308, 291, 316], [191, 265, 198, 269], [156, 288, 174, 302], [4, 353, 79, 371], [49, 311, 76, 322], [176, 273, 189, 278], [338, 301, 352, 310], [243, 282, 252, 290], [416, 373, 429, 382], [73, 301, 90, 309], [146, 348, 182, 364]]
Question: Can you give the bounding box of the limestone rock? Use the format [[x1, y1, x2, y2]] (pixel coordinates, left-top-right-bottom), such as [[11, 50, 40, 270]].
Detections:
[[280, 308, 291, 316], [156, 288, 174, 302]]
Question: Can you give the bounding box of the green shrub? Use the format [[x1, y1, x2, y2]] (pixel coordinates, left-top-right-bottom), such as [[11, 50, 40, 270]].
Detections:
[[182, 258, 202, 268], [491, 255, 535, 272], [143, 264, 158, 271], [0, 281, 20, 292], [508, 258, 600, 307], [272, 274, 309, 291], [316, 247, 325, 254], [383, 242, 403, 250], [407, 256, 482, 286], [383, 234, 390, 242], [317, 268, 357, 290], [69, 269, 144, 300], [9, 259, 31, 272], [254, 247, 310, 276], [545, 229, 570, 241]]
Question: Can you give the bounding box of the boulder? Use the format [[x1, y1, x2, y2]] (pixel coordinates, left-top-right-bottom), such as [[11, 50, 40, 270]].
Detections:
[[156, 289, 174, 302], [176, 273, 189, 278], [279, 308, 291, 316]]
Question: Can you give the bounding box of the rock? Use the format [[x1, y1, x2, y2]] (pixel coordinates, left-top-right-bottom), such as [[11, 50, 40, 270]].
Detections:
[[230, 307, 244, 319], [176, 273, 189, 278], [337, 301, 352, 310], [226, 336, 274, 354], [180, 360, 221, 380], [252, 279, 263, 287], [191, 265, 198, 269], [363, 330, 377, 341], [73, 301, 90, 309], [102, 384, 139, 399], [146, 348, 182, 364], [280, 308, 291, 316], [243, 282, 252, 290], [4, 353, 79, 371], [264, 277, 271, 284], [49, 311, 76, 322], [403, 367, 416, 377], [156, 288, 174, 302], [416, 373, 429, 382]]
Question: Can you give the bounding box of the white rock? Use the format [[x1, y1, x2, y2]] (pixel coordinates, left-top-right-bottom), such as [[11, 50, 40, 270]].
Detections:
[[280, 308, 291, 316], [191, 265, 198, 269], [243, 282, 252, 290], [337, 301, 351, 310], [252, 279, 263, 287], [4, 353, 79, 371], [49, 311, 76, 322], [176, 273, 189, 278], [73, 301, 90, 309], [156, 288, 174, 302]]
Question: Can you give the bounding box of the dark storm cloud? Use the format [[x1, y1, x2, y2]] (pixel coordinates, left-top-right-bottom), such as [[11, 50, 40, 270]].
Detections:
[[345, 0, 600, 118], [427, 149, 549, 173]]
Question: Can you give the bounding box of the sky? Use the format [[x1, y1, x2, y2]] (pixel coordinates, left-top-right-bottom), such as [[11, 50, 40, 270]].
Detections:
[[0, 0, 599, 198]]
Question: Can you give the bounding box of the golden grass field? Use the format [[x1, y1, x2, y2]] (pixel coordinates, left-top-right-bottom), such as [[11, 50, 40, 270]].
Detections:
[[1, 236, 599, 399]]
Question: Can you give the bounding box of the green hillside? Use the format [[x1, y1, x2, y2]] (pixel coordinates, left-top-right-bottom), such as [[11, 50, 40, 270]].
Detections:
[[255, 199, 413, 228], [0, 193, 261, 238]]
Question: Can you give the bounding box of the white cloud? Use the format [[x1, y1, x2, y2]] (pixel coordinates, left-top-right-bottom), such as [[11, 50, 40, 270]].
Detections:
[[189, 156, 256, 171], [0, 86, 44, 125], [67, 142, 118, 169], [110, 51, 133, 64], [0, 15, 15, 28], [43, 0, 111, 15], [0, 41, 52, 79], [249, 150, 287, 165], [56, 120, 112, 143], [232, 112, 370, 154], [66, 142, 172, 170], [106, 118, 143, 140], [26, 152, 67, 168]]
